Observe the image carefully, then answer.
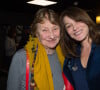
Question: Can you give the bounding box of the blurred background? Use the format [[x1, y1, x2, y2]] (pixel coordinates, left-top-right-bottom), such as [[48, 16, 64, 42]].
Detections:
[[0, 0, 100, 25], [0, 0, 100, 90]]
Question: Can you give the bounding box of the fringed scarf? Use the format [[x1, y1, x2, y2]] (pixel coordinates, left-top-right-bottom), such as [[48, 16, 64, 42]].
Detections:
[[25, 35, 65, 90]]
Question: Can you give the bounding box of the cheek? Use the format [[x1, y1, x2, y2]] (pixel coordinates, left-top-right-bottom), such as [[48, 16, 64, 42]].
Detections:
[[38, 33, 47, 42], [86, 27, 89, 33], [67, 30, 74, 39], [66, 30, 72, 36], [82, 25, 89, 35], [56, 32, 60, 38], [55, 30, 60, 37]]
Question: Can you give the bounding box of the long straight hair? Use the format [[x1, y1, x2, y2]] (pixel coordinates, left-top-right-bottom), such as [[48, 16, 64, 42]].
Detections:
[[60, 7, 100, 58]]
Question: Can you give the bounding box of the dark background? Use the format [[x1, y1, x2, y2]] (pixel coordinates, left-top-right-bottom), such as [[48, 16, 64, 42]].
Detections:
[[0, 0, 100, 25]]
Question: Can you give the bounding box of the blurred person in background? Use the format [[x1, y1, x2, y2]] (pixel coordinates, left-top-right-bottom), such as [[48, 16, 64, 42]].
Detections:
[[16, 26, 31, 50], [5, 26, 17, 69]]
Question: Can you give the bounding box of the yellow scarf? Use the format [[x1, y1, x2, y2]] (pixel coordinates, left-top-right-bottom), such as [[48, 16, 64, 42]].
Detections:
[[25, 35, 65, 90]]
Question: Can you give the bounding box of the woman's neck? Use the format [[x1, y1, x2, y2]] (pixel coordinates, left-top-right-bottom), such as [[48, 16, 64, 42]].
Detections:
[[45, 48, 56, 55], [81, 37, 92, 49], [80, 37, 92, 68]]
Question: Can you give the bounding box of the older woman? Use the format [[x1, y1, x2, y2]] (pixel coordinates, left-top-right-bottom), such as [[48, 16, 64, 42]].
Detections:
[[7, 8, 65, 90]]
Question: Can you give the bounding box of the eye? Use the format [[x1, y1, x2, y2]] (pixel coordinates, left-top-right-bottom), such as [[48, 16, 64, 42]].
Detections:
[[65, 24, 73, 30], [66, 24, 71, 28], [54, 27, 57, 30], [53, 26, 59, 30], [42, 29, 48, 32]]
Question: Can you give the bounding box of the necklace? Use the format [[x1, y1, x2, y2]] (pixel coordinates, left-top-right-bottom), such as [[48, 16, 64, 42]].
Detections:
[[72, 63, 78, 71], [67, 59, 78, 72]]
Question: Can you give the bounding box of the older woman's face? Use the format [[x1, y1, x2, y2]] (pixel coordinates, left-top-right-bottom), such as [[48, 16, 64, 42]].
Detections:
[[36, 19, 60, 50], [63, 16, 89, 42]]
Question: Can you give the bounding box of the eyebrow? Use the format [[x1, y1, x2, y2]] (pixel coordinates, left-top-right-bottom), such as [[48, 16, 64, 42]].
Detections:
[[64, 23, 71, 26]]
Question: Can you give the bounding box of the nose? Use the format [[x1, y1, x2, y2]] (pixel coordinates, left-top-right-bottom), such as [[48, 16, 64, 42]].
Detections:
[[73, 24, 78, 31], [73, 26, 77, 31], [73, 22, 79, 31], [49, 31, 55, 39]]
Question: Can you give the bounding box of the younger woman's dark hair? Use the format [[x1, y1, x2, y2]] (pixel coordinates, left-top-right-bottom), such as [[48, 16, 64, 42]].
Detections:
[[60, 7, 100, 58]]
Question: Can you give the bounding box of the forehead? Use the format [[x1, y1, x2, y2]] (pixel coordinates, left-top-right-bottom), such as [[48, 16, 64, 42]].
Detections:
[[37, 19, 58, 28], [63, 16, 74, 24]]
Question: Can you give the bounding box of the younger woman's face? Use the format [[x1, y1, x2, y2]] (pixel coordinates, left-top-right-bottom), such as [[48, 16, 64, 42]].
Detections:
[[63, 16, 89, 42], [36, 19, 60, 50]]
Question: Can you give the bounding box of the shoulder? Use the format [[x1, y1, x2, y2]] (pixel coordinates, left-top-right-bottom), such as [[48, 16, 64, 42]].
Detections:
[[63, 57, 70, 70], [95, 44, 100, 49], [14, 48, 26, 57], [11, 48, 26, 65], [93, 44, 100, 55], [89, 44, 100, 66]]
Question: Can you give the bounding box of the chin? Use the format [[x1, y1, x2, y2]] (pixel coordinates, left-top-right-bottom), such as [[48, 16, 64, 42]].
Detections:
[[48, 45, 57, 49], [75, 38, 84, 42], [49, 46, 56, 48]]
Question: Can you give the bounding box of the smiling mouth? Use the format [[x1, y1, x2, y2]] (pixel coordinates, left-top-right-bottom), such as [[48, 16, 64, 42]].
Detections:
[[48, 40, 56, 43], [74, 30, 82, 36], [47, 38, 57, 41]]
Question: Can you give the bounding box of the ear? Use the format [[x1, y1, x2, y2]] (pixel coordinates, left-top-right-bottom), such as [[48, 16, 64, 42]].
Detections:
[[36, 33, 41, 42], [36, 33, 38, 37]]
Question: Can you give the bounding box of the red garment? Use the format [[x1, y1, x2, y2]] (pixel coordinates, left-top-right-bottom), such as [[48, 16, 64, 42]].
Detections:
[[62, 72, 74, 90]]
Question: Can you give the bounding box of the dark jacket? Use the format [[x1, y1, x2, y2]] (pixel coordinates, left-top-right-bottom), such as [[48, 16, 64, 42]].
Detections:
[[62, 43, 100, 90]]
